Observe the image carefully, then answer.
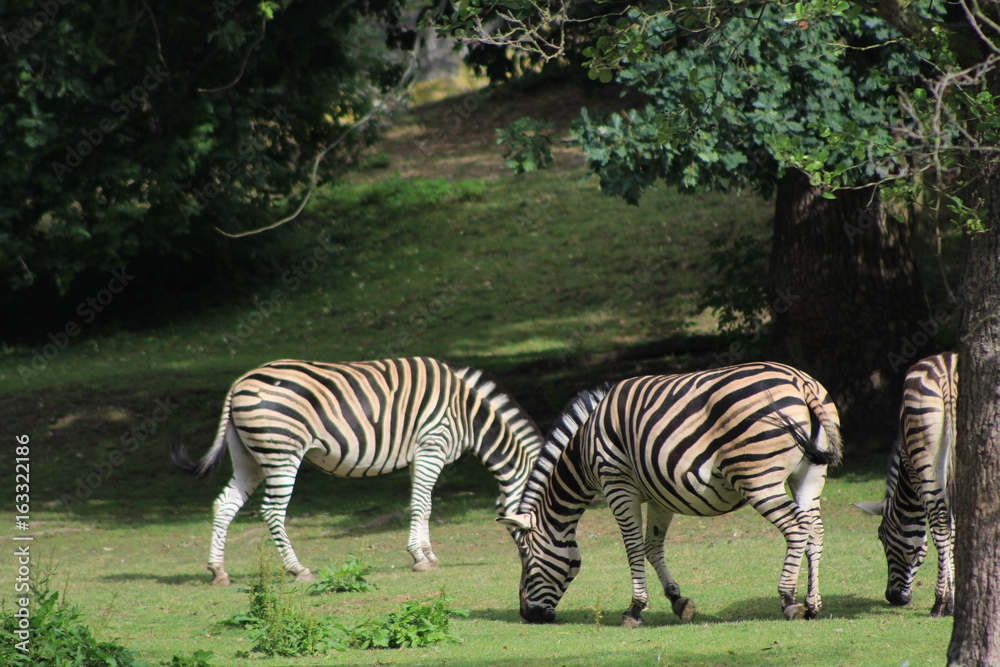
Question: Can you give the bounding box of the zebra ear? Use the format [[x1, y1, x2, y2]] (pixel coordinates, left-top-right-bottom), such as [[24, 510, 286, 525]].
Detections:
[[497, 514, 533, 531], [852, 500, 887, 516]]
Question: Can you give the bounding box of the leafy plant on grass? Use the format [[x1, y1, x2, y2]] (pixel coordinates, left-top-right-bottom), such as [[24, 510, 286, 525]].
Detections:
[[0, 573, 145, 667], [233, 546, 347, 657], [307, 555, 378, 594], [165, 650, 213, 667], [347, 590, 469, 649]]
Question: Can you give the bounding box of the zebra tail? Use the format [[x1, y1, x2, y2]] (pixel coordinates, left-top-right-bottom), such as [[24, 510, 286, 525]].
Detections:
[[170, 391, 234, 477], [938, 394, 956, 512], [800, 385, 843, 467]]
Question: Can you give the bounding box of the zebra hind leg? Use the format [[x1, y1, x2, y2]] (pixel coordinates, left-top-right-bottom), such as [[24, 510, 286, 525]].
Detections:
[[259, 459, 314, 582], [206, 444, 265, 586], [927, 504, 955, 617]]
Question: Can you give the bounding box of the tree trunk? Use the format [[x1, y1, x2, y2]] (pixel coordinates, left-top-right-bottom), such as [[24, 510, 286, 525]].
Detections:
[[947, 67, 1000, 667], [768, 169, 932, 451]]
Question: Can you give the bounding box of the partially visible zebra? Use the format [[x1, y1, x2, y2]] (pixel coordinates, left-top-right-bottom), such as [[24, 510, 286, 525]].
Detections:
[[172, 357, 543, 585], [499, 362, 842, 626], [855, 352, 957, 616]]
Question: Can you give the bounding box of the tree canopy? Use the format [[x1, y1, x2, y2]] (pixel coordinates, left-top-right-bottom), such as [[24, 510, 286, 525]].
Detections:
[[1, 0, 411, 294]]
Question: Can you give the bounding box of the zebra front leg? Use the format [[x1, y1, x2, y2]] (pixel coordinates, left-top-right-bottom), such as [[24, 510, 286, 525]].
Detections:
[[408, 454, 446, 571], [604, 487, 649, 627], [645, 504, 695, 623], [259, 460, 313, 582], [206, 447, 264, 586]]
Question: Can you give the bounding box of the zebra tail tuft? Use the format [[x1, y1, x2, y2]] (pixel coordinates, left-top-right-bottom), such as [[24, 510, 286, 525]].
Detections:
[[760, 399, 842, 467], [801, 386, 843, 467], [172, 391, 234, 477]]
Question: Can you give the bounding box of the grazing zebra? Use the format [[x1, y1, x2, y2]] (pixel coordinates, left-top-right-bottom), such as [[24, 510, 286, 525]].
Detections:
[[172, 357, 543, 585], [855, 352, 957, 616], [499, 362, 842, 626]]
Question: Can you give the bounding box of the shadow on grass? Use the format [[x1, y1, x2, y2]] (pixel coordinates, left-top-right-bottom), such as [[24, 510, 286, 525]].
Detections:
[[471, 593, 891, 628], [99, 573, 215, 586]]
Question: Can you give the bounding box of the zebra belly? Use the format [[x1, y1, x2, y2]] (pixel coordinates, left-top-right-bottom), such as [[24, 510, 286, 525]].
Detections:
[[642, 470, 747, 517], [303, 440, 411, 477]]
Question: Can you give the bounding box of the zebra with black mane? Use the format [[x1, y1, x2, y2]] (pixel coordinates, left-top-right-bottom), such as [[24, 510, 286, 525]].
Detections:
[[173, 357, 543, 585], [855, 352, 957, 616], [499, 362, 842, 626]]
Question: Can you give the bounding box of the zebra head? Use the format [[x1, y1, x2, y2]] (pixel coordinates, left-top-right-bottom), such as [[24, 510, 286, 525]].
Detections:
[[498, 513, 581, 624], [855, 497, 927, 606]]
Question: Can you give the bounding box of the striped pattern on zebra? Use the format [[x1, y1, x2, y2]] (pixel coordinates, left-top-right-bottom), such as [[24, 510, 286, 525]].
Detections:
[[854, 352, 957, 616], [499, 362, 842, 626], [172, 357, 543, 585]]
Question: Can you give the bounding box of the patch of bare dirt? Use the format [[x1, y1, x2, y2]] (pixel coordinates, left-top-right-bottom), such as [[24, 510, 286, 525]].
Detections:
[[376, 79, 639, 181]]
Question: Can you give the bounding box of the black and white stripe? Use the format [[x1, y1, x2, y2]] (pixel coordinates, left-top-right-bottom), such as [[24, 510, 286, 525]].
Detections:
[[173, 357, 543, 585], [499, 362, 842, 625], [855, 352, 957, 616]]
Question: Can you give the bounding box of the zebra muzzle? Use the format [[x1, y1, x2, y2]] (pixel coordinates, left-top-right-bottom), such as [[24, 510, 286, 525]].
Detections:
[[886, 587, 912, 606]]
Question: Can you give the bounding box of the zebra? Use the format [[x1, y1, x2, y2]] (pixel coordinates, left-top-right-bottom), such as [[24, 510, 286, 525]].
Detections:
[[172, 356, 543, 585], [499, 362, 843, 626], [854, 352, 957, 616]]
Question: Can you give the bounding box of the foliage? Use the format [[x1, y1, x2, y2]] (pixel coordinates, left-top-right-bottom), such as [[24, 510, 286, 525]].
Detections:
[[165, 651, 213, 667], [497, 117, 556, 175], [346, 591, 469, 649], [1, 0, 411, 295], [0, 575, 146, 667], [307, 556, 378, 594], [698, 233, 771, 336], [571, 4, 938, 204], [237, 547, 347, 656]]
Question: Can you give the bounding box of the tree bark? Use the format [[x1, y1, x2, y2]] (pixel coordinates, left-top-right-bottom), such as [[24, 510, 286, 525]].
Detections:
[[947, 66, 1000, 667], [768, 170, 932, 451]]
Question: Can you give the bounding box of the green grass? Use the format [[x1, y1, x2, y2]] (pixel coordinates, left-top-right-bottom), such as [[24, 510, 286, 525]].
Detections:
[[1, 460, 950, 666], [0, 95, 956, 665]]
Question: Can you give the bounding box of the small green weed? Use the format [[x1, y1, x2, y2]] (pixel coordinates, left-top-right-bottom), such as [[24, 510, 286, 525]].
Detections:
[[347, 590, 469, 649], [496, 117, 555, 175], [238, 546, 347, 656], [307, 555, 378, 594], [165, 650, 213, 667], [0, 574, 145, 667]]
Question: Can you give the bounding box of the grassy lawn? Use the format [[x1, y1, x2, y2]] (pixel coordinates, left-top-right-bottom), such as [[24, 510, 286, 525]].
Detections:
[[0, 83, 956, 666]]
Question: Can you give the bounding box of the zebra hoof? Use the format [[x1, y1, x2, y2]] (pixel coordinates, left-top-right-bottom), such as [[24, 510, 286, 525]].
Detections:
[[207, 565, 230, 587], [672, 597, 696, 623], [294, 569, 316, 583], [412, 560, 440, 572], [621, 613, 643, 628], [783, 604, 807, 621]]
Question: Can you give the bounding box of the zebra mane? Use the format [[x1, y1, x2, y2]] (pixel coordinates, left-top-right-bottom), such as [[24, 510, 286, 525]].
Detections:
[[518, 383, 611, 514], [450, 364, 544, 453]]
